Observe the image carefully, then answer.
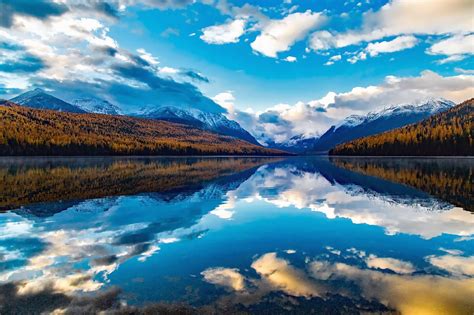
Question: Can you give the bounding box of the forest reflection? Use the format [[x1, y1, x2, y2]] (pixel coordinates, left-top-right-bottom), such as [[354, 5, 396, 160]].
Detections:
[[330, 157, 473, 212], [0, 157, 280, 211]]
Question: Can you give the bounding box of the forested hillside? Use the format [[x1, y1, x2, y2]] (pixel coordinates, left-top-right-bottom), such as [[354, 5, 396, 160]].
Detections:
[[0, 102, 286, 156], [330, 99, 473, 156]]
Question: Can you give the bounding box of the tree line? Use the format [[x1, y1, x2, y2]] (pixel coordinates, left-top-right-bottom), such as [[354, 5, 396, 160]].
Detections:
[[330, 99, 473, 156]]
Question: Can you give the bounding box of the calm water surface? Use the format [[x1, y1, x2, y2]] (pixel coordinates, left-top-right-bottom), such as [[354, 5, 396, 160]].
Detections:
[[0, 157, 473, 314]]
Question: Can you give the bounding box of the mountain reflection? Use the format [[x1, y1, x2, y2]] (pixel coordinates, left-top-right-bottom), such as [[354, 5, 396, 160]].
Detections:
[[0, 157, 472, 314], [0, 157, 278, 213]]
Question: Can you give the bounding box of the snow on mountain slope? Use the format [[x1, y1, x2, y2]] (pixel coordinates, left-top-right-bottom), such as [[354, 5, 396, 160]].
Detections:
[[72, 97, 123, 115], [138, 106, 261, 145], [311, 98, 456, 153], [335, 98, 455, 131]]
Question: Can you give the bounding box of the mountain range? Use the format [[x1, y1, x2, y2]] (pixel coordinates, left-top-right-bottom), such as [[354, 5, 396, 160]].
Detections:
[[4, 88, 466, 156], [330, 98, 473, 156], [72, 97, 123, 115], [8, 88, 260, 145], [0, 101, 285, 156], [135, 106, 260, 145], [308, 98, 455, 153]]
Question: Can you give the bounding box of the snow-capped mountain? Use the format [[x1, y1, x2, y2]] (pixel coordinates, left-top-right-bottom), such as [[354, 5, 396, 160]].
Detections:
[[266, 134, 320, 153], [72, 97, 123, 115], [311, 98, 455, 153], [137, 106, 261, 145], [10, 88, 86, 113]]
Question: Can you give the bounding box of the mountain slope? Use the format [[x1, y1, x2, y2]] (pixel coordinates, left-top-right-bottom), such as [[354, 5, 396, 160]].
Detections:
[[11, 88, 86, 113], [330, 98, 473, 156], [0, 102, 287, 156], [266, 135, 319, 153], [310, 98, 455, 153], [137, 106, 261, 145], [72, 97, 122, 115]]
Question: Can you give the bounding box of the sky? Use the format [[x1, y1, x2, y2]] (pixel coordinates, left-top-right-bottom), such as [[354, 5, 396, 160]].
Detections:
[[0, 0, 473, 144]]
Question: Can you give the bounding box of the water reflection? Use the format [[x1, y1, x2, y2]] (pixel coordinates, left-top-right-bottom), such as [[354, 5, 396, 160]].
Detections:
[[0, 157, 472, 314], [331, 157, 473, 212]]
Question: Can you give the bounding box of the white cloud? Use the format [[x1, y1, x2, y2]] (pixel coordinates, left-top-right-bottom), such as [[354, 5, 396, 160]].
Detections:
[[309, 30, 334, 51], [308, 0, 473, 61], [340, 0, 473, 48], [347, 51, 366, 64], [439, 248, 464, 255], [283, 56, 297, 62], [159, 66, 179, 74], [137, 48, 159, 65], [213, 91, 236, 113], [455, 67, 474, 74], [324, 54, 341, 66], [428, 255, 474, 277], [201, 251, 474, 315], [365, 254, 415, 274], [200, 19, 246, 44], [241, 165, 474, 239], [251, 10, 326, 58], [427, 34, 474, 62], [366, 35, 418, 57], [309, 259, 474, 315], [201, 267, 246, 291], [436, 55, 467, 65], [322, 70, 474, 113], [251, 252, 322, 297]]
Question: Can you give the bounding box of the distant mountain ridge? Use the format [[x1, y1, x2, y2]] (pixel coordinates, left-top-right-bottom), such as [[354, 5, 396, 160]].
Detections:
[[72, 97, 123, 115], [309, 98, 455, 153], [9, 89, 260, 145], [266, 135, 319, 153], [330, 98, 473, 156], [136, 105, 261, 145], [11, 88, 86, 113]]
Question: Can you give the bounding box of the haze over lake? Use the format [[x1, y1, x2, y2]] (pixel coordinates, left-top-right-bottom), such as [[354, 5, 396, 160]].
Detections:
[[1, 157, 473, 314]]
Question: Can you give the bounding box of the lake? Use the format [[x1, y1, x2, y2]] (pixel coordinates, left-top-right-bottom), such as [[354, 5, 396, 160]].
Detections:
[[0, 156, 473, 314]]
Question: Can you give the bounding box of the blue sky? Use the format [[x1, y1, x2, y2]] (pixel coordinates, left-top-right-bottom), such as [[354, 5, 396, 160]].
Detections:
[[0, 0, 473, 143]]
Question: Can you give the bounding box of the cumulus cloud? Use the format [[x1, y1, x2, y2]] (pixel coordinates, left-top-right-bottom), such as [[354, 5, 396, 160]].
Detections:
[[0, 4, 222, 113], [366, 35, 418, 57], [365, 254, 415, 274], [251, 252, 323, 297], [201, 267, 246, 291], [309, 259, 474, 315], [308, 0, 473, 61], [427, 34, 474, 63], [251, 10, 326, 57], [235, 161, 474, 239], [311, 70, 474, 120], [200, 19, 246, 44], [201, 251, 474, 314], [0, 0, 68, 28], [427, 254, 474, 277]]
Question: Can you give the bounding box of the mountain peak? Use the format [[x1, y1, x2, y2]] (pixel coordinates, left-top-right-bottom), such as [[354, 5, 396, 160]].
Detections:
[[72, 97, 123, 115], [312, 98, 455, 153], [137, 105, 260, 145], [11, 89, 86, 113]]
